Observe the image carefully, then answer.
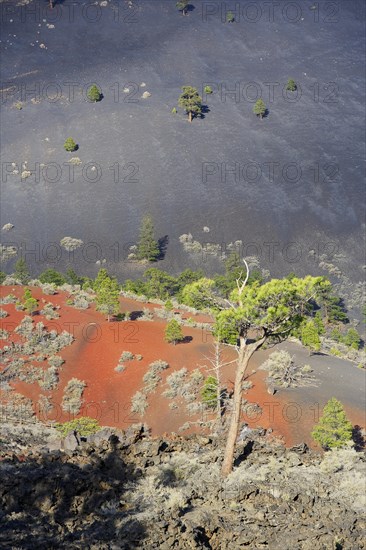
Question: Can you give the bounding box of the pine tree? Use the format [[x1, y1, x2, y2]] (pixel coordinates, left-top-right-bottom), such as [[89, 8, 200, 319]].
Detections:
[[301, 319, 321, 354], [87, 84, 102, 102], [96, 276, 120, 321], [165, 318, 184, 345], [14, 258, 30, 284], [23, 288, 38, 315], [94, 268, 110, 292], [342, 328, 361, 350], [312, 398, 353, 450], [286, 79, 297, 91], [201, 375, 218, 408], [64, 137, 77, 152], [178, 86, 203, 122], [136, 215, 160, 262], [176, 0, 189, 16], [253, 99, 267, 119]]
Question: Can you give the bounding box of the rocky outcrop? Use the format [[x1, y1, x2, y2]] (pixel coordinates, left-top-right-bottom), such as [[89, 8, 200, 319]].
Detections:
[[0, 423, 365, 549]]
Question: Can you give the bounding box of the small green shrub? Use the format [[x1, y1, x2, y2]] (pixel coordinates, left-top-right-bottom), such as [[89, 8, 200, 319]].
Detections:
[[204, 85, 213, 94]]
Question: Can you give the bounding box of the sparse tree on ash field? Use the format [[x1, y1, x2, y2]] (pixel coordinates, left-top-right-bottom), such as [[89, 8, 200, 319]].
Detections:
[[178, 86, 203, 122], [253, 99, 267, 120], [14, 258, 30, 284], [176, 0, 189, 16], [87, 84, 102, 102], [286, 79, 297, 92], [136, 215, 160, 262], [64, 137, 77, 152]]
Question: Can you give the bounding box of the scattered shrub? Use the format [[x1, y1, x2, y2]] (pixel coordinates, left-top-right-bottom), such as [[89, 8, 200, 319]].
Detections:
[[62, 378, 86, 414], [55, 416, 100, 437], [114, 364, 125, 373], [120, 351, 134, 362], [39, 366, 59, 390], [131, 391, 148, 416]]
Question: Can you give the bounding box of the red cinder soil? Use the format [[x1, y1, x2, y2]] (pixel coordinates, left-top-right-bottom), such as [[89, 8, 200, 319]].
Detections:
[[1, 286, 364, 449]]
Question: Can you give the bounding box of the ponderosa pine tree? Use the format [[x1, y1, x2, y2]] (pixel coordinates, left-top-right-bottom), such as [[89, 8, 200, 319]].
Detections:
[[176, 0, 189, 16], [14, 258, 30, 284], [286, 79, 297, 91], [311, 397, 353, 450], [253, 99, 267, 119], [165, 318, 184, 345], [136, 215, 160, 262], [23, 288, 38, 315], [64, 137, 77, 152], [301, 319, 321, 355], [187, 263, 329, 476], [95, 275, 120, 321], [178, 86, 203, 122], [87, 84, 102, 102]]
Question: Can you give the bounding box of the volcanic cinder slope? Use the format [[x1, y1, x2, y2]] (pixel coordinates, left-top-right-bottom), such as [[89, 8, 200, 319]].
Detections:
[[1, 0, 365, 292]]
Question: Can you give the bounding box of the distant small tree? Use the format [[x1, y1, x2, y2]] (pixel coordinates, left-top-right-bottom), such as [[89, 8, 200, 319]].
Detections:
[[23, 288, 38, 315], [165, 299, 173, 311], [165, 318, 184, 345], [96, 275, 120, 322], [87, 84, 102, 102], [312, 397, 353, 450], [136, 215, 160, 262], [178, 86, 203, 122], [201, 376, 218, 408], [39, 268, 66, 286], [176, 0, 189, 16], [226, 11, 235, 22], [342, 328, 361, 350], [301, 320, 321, 355], [204, 85, 213, 94], [14, 258, 30, 284], [286, 79, 297, 91], [253, 99, 267, 119], [64, 137, 77, 152], [66, 268, 83, 286]]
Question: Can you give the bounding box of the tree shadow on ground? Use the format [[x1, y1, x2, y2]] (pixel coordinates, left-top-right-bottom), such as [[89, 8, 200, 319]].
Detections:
[[352, 425, 365, 451], [181, 335, 193, 344], [234, 440, 254, 468], [199, 105, 210, 119], [0, 437, 147, 548], [157, 235, 169, 260], [129, 311, 144, 320]]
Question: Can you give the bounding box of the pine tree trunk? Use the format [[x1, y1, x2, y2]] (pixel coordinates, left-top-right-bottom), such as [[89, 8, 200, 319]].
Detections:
[[188, 111, 192, 122], [221, 337, 266, 477]]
